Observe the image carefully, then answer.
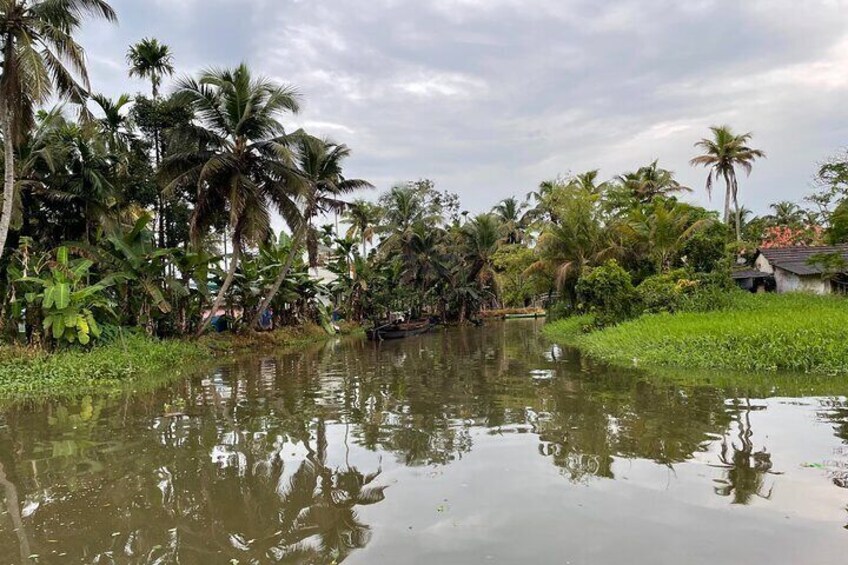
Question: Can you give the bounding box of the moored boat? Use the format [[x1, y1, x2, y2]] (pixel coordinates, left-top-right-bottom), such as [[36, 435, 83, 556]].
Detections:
[[504, 312, 545, 320], [367, 320, 434, 341]]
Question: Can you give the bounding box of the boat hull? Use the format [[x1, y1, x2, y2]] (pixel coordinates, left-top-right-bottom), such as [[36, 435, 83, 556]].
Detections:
[[367, 323, 433, 341]]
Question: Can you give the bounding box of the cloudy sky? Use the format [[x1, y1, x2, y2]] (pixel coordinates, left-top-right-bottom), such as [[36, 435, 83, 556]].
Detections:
[[79, 0, 848, 216]]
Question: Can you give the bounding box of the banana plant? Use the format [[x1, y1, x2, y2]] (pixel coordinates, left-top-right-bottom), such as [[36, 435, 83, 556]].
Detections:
[[17, 247, 115, 346], [76, 214, 184, 332]]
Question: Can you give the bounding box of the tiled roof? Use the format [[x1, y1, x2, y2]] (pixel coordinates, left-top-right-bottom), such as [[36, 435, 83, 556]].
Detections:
[[758, 245, 848, 276], [731, 269, 772, 279]]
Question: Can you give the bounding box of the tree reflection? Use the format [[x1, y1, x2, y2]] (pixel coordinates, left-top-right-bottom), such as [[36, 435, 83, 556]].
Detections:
[[711, 401, 779, 504], [6, 321, 843, 562]]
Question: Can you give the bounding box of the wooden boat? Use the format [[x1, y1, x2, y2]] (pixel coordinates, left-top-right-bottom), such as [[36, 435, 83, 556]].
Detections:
[[504, 312, 545, 320], [367, 320, 433, 341]]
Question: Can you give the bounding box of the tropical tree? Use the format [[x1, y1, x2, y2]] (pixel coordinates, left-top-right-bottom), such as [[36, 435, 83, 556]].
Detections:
[[530, 185, 612, 304], [252, 135, 372, 328], [126, 37, 175, 99], [47, 120, 119, 242], [618, 160, 692, 204], [492, 197, 531, 244], [767, 201, 803, 227], [161, 64, 301, 335], [620, 200, 712, 273], [89, 93, 134, 152], [0, 0, 117, 259], [690, 126, 765, 241], [345, 199, 382, 256]]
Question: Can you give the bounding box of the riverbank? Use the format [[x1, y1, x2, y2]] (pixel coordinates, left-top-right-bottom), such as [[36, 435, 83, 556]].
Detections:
[[0, 323, 361, 401], [544, 293, 848, 375]]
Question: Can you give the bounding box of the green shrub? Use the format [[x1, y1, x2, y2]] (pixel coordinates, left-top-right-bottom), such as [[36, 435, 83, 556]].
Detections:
[[546, 300, 574, 322], [637, 269, 694, 314], [576, 260, 641, 327]]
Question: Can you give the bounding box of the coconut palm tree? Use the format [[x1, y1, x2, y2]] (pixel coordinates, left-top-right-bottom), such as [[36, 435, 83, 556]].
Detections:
[[690, 126, 766, 241], [570, 170, 608, 195], [0, 0, 117, 259], [618, 160, 692, 204], [252, 135, 372, 328], [126, 37, 175, 99], [768, 201, 803, 227], [161, 64, 301, 335], [621, 200, 712, 273], [492, 197, 531, 244], [344, 199, 382, 257], [89, 93, 134, 152], [529, 188, 612, 304]]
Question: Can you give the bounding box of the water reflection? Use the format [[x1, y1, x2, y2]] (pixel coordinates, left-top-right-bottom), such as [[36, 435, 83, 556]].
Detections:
[[0, 321, 847, 563], [711, 401, 780, 504]]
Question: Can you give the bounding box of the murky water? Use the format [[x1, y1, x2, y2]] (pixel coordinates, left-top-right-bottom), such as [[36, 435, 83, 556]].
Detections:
[[1, 321, 848, 564]]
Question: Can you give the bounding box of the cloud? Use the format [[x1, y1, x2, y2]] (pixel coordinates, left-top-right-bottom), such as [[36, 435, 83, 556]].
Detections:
[[80, 0, 848, 215]]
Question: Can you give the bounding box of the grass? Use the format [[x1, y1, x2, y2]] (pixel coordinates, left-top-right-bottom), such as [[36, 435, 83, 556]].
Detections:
[[0, 322, 363, 402], [544, 293, 848, 376], [0, 335, 209, 401]]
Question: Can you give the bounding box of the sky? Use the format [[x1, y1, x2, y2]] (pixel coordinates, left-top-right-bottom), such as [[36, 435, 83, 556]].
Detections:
[[78, 0, 848, 217]]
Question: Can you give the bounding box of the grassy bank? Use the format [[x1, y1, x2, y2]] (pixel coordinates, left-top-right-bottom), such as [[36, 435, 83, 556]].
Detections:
[[544, 293, 848, 375], [0, 335, 209, 400], [0, 323, 362, 402]]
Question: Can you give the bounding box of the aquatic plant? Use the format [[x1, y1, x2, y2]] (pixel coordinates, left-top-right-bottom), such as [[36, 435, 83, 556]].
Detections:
[[545, 293, 848, 375]]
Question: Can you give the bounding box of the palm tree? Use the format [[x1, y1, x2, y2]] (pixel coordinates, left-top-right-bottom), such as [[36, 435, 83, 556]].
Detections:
[[618, 160, 692, 204], [252, 135, 372, 328], [161, 64, 301, 336], [50, 120, 119, 242], [690, 125, 766, 241], [621, 200, 712, 273], [570, 170, 608, 195], [768, 201, 803, 226], [529, 188, 612, 304], [0, 0, 117, 259], [126, 37, 175, 99], [492, 197, 530, 244], [345, 199, 382, 256], [89, 93, 134, 152]]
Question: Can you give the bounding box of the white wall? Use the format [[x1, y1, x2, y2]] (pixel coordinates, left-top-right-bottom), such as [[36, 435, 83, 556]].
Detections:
[[774, 268, 830, 294], [755, 254, 774, 274]]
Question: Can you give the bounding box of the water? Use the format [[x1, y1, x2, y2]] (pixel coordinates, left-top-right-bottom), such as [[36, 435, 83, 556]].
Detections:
[[1, 320, 848, 564]]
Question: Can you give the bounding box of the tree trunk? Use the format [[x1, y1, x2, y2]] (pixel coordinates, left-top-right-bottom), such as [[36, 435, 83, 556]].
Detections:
[[723, 173, 732, 226], [735, 203, 742, 241], [196, 243, 240, 337], [251, 224, 306, 329], [0, 105, 16, 260]]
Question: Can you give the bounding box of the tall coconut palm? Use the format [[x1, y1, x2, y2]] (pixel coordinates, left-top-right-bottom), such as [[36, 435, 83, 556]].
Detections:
[[0, 0, 117, 259], [492, 197, 530, 244], [618, 160, 692, 204], [690, 126, 765, 241], [345, 199, 382, 256], [768, 201, 803, 226], [126, 37, 175, 99], [161, 64, 301, 335], [570, 170, 608, 195], [90, 93, 133, 152], [252, 135, 372, 328]]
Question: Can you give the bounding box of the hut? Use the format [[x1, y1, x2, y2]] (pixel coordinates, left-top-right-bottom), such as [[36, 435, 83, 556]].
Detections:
[[745, 245, 848, 294]]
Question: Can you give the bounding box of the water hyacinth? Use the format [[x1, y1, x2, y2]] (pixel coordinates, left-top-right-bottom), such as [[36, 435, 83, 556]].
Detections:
[[545, 293, 848, 375]]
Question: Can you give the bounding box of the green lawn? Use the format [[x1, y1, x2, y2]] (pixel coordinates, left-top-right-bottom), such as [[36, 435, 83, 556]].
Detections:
[[544, 293, 848, 375]]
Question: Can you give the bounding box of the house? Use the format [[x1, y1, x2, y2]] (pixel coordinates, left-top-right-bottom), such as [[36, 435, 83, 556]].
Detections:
[[736, 245, 848, 294]]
